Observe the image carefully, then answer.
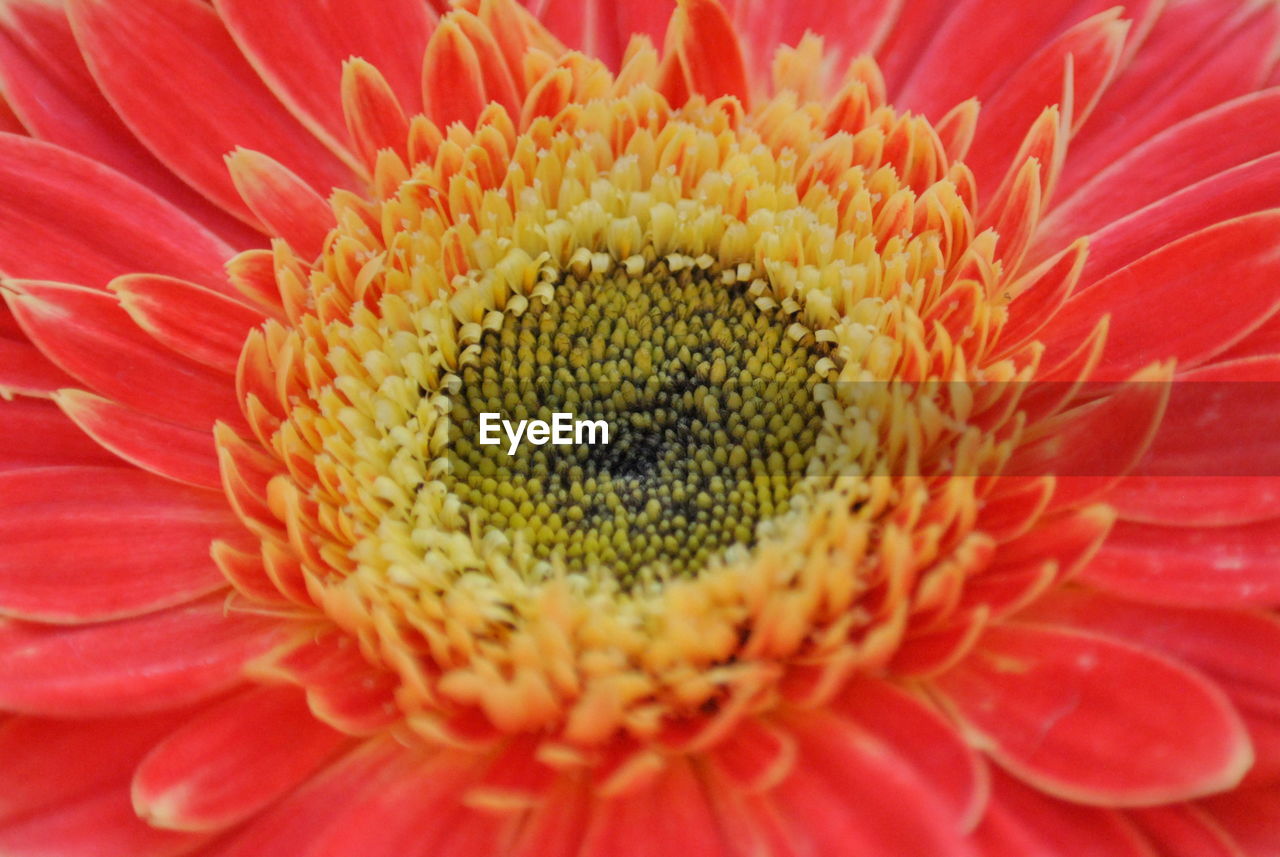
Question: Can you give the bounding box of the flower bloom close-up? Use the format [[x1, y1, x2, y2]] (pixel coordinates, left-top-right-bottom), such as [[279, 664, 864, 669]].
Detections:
[[1, 0, 1279, 854]]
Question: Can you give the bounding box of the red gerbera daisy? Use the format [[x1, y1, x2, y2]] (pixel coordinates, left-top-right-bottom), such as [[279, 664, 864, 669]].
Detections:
[[0, 0, 1278, 855]]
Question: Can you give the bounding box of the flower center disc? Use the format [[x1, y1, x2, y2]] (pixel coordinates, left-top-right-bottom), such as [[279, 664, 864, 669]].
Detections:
[[238, 62, 1019, 742], [443, 259, 836, 585]]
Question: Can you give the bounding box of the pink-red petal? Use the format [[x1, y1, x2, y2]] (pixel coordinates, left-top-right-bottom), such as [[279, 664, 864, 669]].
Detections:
[[1037, 214, 1280, 380], [0, 467, 235, 622], [1127, 805, 1248, 857], [213, 0, 431, 160], [0, 396, 120, 471], [934, 623, 1252, 805], [111, 273, 266, 374], [1063, 0, 1280, 197], [973, 770, 1157, 857], [203, 738, 437, 857], [964, 11, 1125, 197], [1078, 153, 1280, 285], [768, 710, 978, 856], [0, 790, 203, 857], [0, 595, 283, 716], [833, 678, 988, 828], [578, 759, 732, 857], [0, 134, 236, 292], [55, 390, 223, 489], [0, 712, 185, 824], [1109, 476, 1280, 528], [225, 149, 336, 261], [67, 0, 357, 227], [5, 280, 245, 432], [1198, 784, 1280, 857], [133, 685, 349, 832], [0, 0, 262, 247], [671, 0, 749, 107], [1081, 519, 1280, 607], [1039, 89, 1280, 259]]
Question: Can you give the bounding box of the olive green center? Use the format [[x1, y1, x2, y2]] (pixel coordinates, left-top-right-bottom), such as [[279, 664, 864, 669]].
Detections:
[[443, 261, 835, 586]]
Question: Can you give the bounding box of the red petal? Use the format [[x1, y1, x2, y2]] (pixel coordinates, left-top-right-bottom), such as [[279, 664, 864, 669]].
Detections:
[[450, 10, 522, 117], [422, 19, 488, 130], [463, 735, 558, 810], [704, 717, 797, 793], [893, 609, 990, 678], [1000, 238, 1086, 352], [0, 790, 203, 857], [579, 759, 732, 857], [225, 248, 287, 316], [1124, 372, 1280, 480], [0, 467, 234, 622], [0, 134, 236, 292], [1024, 591, 1280, 718], [341, 59, 410, 168], [1078, 153, 1280, 285], [768, 711, 977, 856], [965, 11, 1126, 197], [983, 505, 1114, 577], [1063, 0, 1280, 196], [0, 396, 120, 470], [299, 752, 503, 857], [1080, 519, 1280, 607], [67, 0, 357, 226], [226, 149, 336, 260], [0, 713, 185, 824], [1128, 805, 1247, 857], [833, 678, 988, 829], [55, 390, 223, 489], [1178, 357, 1280, 383], [1109, 476, 1280, 527], [894, 0, 1131, 119], [0, 332, 77, 396], [976, 476, 1055, 542], [255, 630, 400, 735], [1040, 89, 1280, 260], [671, 0, 749, 107], [508, 778, 592, 857], [957, 505, 1113, 618], [973, 770, 1156, 857], [0, 88, 24, 133], [535, 0, 631, 69], [983, 156, 1041, 275], [0, 595, 282, 716], [1214, 314, 1280, 364], [214, 423, 286, 540], [5, 280, 244, 432], [934, 623, 1252, 805], [1198, 783, 1280, 857], [210, 541, 291, 606], [111, 273, 263, 374], [729, 0, 901, 70], [1038, 214, 1280, 380], [204, 738, 435, 857], [213, 0, 431, 159], [875, 0, 961, 96], [1007, 369, 1168, 509], [133, 685, 349, 832], [1240, 709, 1280, 788], [0, 1, 261, 247]]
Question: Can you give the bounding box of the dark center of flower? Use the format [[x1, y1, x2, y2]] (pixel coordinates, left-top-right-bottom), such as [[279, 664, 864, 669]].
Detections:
[[442, 259, 836, 586]]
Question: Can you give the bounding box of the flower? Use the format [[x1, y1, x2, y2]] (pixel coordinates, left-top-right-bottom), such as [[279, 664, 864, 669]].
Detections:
[[0, 0, 1278, 854]]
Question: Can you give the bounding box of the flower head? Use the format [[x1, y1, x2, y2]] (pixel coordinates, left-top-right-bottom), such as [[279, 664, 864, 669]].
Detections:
[[0, 0, 1278, 855]]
